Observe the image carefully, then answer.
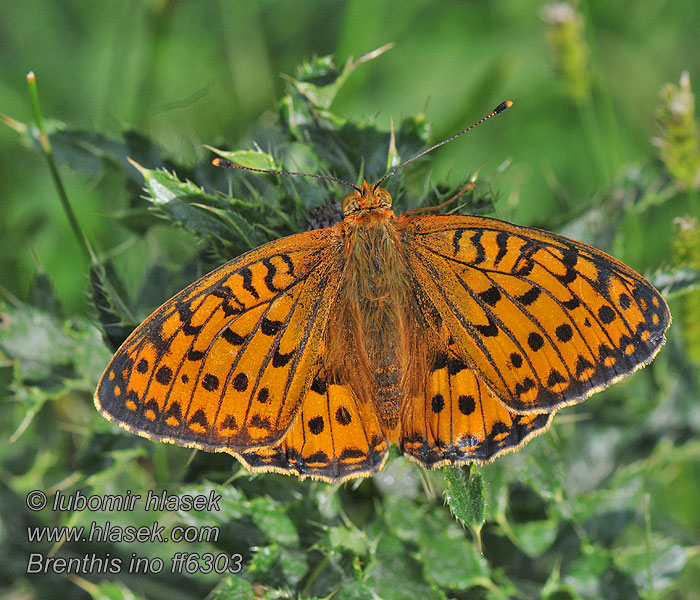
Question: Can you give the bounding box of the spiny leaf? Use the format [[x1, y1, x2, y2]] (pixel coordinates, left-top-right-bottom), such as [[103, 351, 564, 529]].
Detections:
[[89, 261, 138, 352], [128, 159, 284, 257], [444, 465, 487, 535]]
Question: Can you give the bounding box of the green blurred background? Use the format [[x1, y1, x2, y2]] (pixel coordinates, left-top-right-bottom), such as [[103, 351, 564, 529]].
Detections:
[[2, 0, 698, 312], [2, 1, 699, 599]]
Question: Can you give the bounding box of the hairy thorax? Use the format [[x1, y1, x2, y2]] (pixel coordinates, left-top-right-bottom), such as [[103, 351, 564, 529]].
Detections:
[[324, 209, 435, 441]]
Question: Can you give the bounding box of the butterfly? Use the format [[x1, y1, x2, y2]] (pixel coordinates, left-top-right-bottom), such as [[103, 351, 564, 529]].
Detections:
[[95, 102, 671, 482]]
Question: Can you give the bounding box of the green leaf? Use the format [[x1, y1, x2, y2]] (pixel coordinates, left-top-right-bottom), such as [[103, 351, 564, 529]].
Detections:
[[86, 581, 146, 600], [129, 159, 282, 257], [324, 525, 372, 556], [564, 542, 612, 597], [89, 261, 138, 351], [444, 465, 486, 533], [507, 517, 560, 558], [210, 577, 257, 600], [0, 301, 109, 389], [206, 147, 277, 171], [615, 535, 688, 595], [1, 114, 168, 179], [651, 267, 700, 298], [367, 533, 445, 600], [247, 497, 300, 547], [383, 496, 490, 591], [287, 44, 393, 110], [247, 543, 307, 588]]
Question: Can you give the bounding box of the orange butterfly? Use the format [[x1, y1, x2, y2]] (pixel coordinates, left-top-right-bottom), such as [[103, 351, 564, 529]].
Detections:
[[95, 102, 670, 482]]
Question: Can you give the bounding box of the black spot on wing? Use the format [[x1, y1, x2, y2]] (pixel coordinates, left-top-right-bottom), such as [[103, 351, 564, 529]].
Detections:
[[222, 328, 246, 345], [512, 242, 537, 277], [187, 349, 205, 361], [555, 267, 577, 285], [272, 349, 294, 368], [527, 332, 545, 351], [433, 352, 448, 371], [598, 305, 616, 324], [305, 451, 330, 465], [335, 406, 352, 425], [474, 314, 499, 337], [517, 287, 540, 306], [452, 229, 465, 257], [596, 268, 612, 294], [201, 373, 220, 391], [555, 323, 573, 342], [189, 409, 209, 429], [164, 401, 183, 425], [308, 416, 324, 435], [249, 414, 271, 430], [515, 377, 536, 398], [155, 365, 173, 385], [562, 247, 578, 268], [261, 318, 283, 336], [220, 414, 237, 431], [471, 231, 486, 265], [447, 357, 468, 376], [232, 372, 249, 392], [478, 286, 502, 306], [310, 374, 328, 394], [562, 297, 580, 310], [431, 394, 445, 413], [547, 368, 567, 386], [494, 231, 509, 266], [240, 267, 259, 299], [176, 302, 193, 321], [458, 395, 475, 415], [262, 257, 282, 293], [221, 300, 243, 317], [182, 323, 202, 336]]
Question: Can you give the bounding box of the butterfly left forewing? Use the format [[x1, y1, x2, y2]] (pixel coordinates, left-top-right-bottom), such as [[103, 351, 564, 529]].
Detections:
[[95, 229, 343, 453], [402, 214, 670, 414]]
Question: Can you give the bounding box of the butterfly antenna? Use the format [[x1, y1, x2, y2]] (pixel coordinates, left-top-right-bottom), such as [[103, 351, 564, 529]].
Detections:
[[212, 157, 361, 192], [374, 100, 513, 189]]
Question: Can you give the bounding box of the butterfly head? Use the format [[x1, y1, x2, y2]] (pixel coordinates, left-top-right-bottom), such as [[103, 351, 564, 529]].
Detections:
[[342, 181, 392, 215]]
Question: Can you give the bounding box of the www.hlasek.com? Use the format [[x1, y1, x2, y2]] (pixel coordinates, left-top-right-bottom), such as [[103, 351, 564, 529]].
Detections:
[[25, 489, 243, 575]]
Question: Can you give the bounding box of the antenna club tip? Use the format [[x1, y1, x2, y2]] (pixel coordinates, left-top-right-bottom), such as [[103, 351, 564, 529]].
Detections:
[[27, 71, 36, 82], [212, 157, 235, 168], [494, 100, 514, 114]]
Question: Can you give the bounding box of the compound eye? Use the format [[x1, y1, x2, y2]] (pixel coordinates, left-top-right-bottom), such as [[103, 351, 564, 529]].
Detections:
[[342, 191, 359, 212], [375, 187, 392, 206]]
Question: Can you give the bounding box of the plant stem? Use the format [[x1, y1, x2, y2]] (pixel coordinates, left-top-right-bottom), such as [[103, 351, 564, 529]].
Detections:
[[26, 71, 91, 261]]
